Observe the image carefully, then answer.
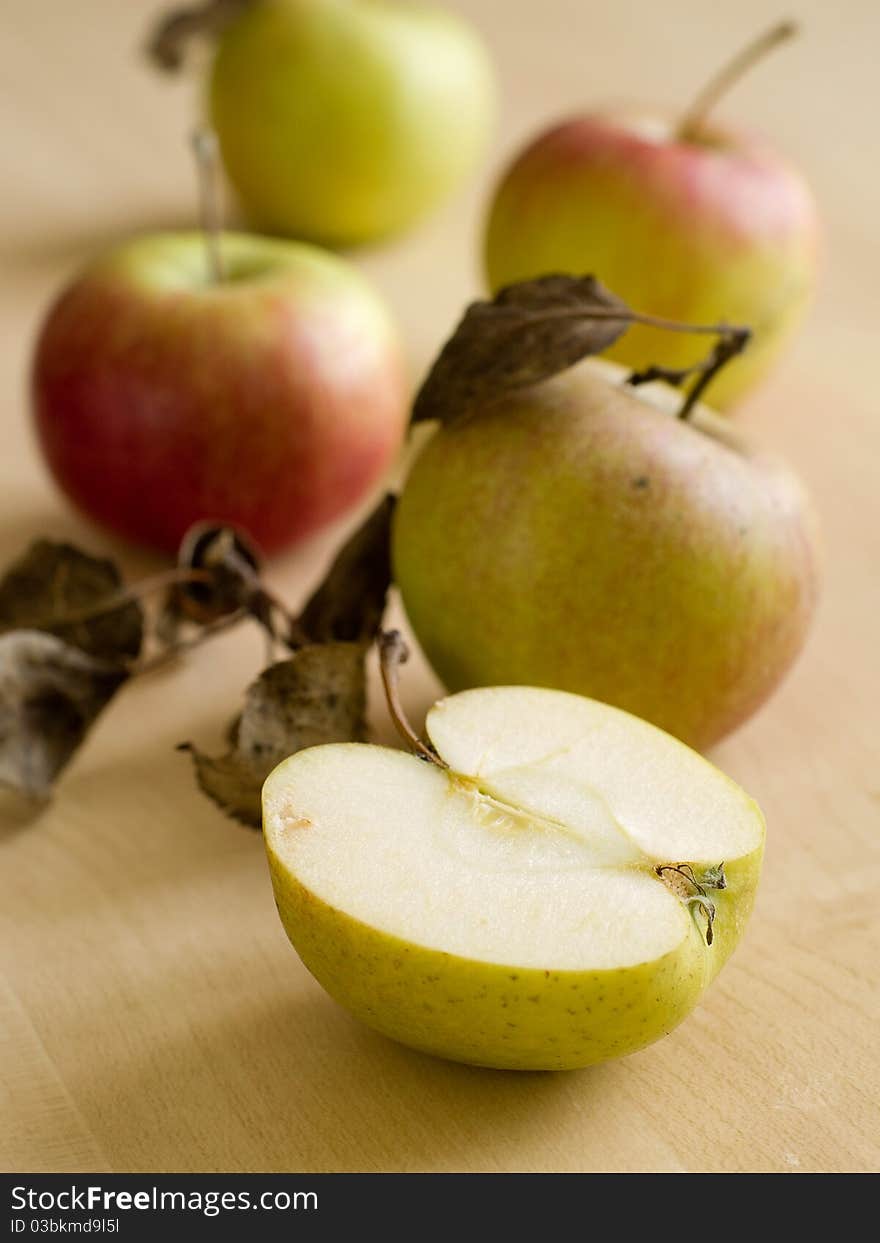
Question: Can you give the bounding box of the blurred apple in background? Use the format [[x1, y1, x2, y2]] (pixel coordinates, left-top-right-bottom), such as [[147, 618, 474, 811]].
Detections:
[[484, 23, 819, 408], [32, 231, 408, 555], [201, 0, 495, 246]]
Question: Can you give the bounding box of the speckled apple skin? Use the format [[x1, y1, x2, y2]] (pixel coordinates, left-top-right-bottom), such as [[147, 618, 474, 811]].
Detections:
[[265, 836, 762, 1071], [32, 233, 407, 554], [485, 113, 819, 407], [393, 365, 821, 751]]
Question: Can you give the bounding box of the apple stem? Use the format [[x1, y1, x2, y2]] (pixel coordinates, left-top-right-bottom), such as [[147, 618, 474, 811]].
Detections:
[[31, 567, 215, 631], [378, 630, 447, 768], [191, 127, 226, 283], [131, 607, 248, 676], [626, 309, 739, 338], [627, 324, 751, 419], [677, 19, 798, 142], [498, 302, 752, 417], [147, 0, 253, 73], [582, 307, 752, 418], [515, 304, 742, 339]]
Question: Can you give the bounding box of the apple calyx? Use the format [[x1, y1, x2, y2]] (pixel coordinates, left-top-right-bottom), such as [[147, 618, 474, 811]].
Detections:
[[655, 862, 727, 946], [146, 0, 253, 73], [677, 19, 798, 144], [412, 275, 751, 427], [191, 128, 226, 283], [378, 629, 447, 767]]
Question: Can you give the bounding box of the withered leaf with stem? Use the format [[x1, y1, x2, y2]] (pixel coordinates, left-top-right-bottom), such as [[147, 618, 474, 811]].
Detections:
[[291, 494, 395, 646], [0, 540, 145, 805], [179, 644, 368, 827], [0, 497, 396, 817], [0, 539, 144, 662], [178, 496, 397, 827], [0, 527, 277, 807], [157, 523, 275, 647], [412, 274, 750, 427], [0, 630, 128, 803]]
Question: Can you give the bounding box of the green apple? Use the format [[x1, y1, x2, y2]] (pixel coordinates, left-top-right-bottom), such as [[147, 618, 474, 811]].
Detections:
[[484, 34, 819, 407], [208, 0, 495, 246], [393, 360, 821, 751], [263, 683, 764, 1070], [32, 231, 407, 555]]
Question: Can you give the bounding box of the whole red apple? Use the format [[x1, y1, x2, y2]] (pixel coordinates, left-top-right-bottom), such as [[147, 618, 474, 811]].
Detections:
[[485, 27, 819, 407], [32, 232, 408, 554]]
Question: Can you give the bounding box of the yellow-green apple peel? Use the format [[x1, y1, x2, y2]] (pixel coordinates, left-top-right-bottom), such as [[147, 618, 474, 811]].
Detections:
[[263, 678, 764, 1071], [393, 358, 821, 750], [207, 0, 496, 246]]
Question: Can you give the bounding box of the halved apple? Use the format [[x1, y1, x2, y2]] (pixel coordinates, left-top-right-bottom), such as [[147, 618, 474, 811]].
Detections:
[[263, 686, 764, 1070]]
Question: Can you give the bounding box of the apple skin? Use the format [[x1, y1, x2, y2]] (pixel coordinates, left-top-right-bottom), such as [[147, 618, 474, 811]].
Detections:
[[209, 0, 495, 247], [32, 232, 408, 555], [484, 112, 819, 407], [265, 750, 762, 1071], [393, 362, 821, 751]]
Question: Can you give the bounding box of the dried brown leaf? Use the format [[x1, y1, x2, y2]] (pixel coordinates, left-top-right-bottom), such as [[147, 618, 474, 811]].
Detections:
[[0, 539, 143, 662], [412, 275, 632, 426], [0, 631, 127, 802], [294, 495, 395, 646], [158, 523, 264, 646], [180, 642, 368, 826]]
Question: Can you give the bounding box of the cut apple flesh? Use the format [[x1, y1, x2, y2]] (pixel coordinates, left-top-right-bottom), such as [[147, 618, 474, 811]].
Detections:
[[263, 686, 764, 1068]]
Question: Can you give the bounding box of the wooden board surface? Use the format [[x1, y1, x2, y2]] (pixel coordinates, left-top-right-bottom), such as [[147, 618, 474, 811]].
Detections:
[[2, 0, 878, 1174]]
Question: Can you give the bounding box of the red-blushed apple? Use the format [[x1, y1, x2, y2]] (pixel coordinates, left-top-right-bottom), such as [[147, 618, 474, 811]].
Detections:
[[31, 231, 408, 555], [484, 27, 819, 407]]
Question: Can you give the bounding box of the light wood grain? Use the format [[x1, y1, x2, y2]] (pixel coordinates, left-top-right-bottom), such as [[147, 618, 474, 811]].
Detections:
[[2, 0, 878, 1174]]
